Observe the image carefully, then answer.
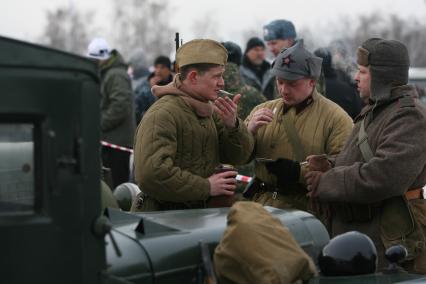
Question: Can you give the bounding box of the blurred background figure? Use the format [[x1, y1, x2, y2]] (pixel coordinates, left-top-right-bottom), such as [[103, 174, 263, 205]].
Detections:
[[222, 41, 266, 121], [314, 48, 362, 119], [127, 48, 150, 91], [263, 19, 297, 58], [87, 37, 135, 189], [262, 19, 298, 100], [134, 55, 173, 124], [328, 40, 358, 84], [240, 37, 272, 101]]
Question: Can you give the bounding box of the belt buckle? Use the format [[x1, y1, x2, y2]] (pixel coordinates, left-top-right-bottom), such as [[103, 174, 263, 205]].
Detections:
[[272, 191, 277, 200]]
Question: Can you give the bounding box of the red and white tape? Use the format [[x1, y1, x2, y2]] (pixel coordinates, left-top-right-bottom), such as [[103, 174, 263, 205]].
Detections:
[[101, 141, 254, 183], [101, 141, 134, 153], [236, 175, 252, 184]]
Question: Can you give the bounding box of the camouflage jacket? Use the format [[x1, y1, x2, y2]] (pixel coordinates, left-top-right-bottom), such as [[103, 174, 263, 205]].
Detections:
[[224, 63, 266, 120]]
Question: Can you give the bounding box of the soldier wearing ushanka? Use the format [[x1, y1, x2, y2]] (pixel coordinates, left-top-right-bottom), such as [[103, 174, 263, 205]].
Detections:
[[306, 38, 426, 272]]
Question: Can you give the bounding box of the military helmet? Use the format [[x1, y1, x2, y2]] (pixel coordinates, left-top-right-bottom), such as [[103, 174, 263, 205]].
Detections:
[[113, 183, 141, 211], [318, 231, 377, 276], [222, 41, 242, 66]]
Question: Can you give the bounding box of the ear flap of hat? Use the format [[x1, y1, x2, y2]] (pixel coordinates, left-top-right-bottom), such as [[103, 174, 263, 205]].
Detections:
[[306, 56, 322, 79], [357, 47, 370, 66]]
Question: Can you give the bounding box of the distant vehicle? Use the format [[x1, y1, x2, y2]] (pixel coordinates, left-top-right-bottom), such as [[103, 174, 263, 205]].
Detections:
[[409, 67, 426, 105], [0, 36, 425, 284]]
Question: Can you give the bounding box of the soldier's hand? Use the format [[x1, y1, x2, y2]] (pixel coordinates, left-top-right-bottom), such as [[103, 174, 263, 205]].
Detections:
[[214, 95, 241, 129], [306, 154, 331, 172], [208, 170, 238, 196], [247, 108, 273, 134], [305, 171, 323, 197], [262, 158, 301, 186]]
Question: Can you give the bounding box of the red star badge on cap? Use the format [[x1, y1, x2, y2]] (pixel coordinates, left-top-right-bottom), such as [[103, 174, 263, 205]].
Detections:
[[282, 55, 295, 68]]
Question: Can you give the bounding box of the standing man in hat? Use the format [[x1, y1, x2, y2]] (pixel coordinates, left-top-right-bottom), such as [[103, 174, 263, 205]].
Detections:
[[262, 19, 297, 100], [131, 39, 254, 212], [87, 37, 135, 189], [245, 40, 353, 212], [306, 38, 426, 271], [240, 37, 272, 100], [263, 19, 297, 58]]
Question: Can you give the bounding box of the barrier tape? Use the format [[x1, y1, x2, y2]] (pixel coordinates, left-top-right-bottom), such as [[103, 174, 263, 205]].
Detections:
[[101, 141, 134, 153], [101, 141, 253, 183]]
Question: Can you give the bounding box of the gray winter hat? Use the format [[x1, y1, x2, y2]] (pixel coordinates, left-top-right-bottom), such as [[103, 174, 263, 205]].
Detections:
[[263, 19, 297, 41], [357, 38, 409, 102], [271, 39, 322, 80]]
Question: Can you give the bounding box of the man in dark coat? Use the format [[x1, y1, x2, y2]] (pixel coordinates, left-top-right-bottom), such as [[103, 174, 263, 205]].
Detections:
[[87, 38, 135, 188], [134, 55, 173, 124], [314, 48, 362, 119], [240, 37, 271, 100], [306, 38, 426, 272]]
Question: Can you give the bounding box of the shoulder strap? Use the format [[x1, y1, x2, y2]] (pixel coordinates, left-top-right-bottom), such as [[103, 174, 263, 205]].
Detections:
[[357, 115, 374, 162], [282, 112, 305, 162], [398, 96, 415, 108]]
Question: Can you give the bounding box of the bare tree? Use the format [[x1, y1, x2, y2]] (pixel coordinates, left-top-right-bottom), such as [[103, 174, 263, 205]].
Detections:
[[331, 13, 426, 67], [111, 0, 174, 63], [41, 5, 94, 55], [191, 14, 220, 40]]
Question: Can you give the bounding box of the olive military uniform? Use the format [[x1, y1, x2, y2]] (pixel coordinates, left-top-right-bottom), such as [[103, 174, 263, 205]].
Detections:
[[245, 40, 353, 211], [131, 39, 254, 211]]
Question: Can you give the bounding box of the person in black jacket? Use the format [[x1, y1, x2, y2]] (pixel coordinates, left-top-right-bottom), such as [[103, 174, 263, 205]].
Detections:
[[314, 48, 362, 119]]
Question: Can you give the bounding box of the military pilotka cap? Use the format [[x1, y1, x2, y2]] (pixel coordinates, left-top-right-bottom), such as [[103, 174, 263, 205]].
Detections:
[[176, 39, 228, 69], [271, 39, 322, 80]]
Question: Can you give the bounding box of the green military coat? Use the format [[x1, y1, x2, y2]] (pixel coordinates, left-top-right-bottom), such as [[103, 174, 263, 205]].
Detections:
[[132, 94, 254, 211]]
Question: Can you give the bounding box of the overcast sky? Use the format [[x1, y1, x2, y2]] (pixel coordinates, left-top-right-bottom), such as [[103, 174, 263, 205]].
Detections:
[[1, 0, 426, 47]]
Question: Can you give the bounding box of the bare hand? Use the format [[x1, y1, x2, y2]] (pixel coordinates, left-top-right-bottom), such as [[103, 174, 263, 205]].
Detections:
[[306, 154, 331, 172], [208, 170, 238, 196], [247, 108, 273, 134], [149, 75, 161, 87], [214, 94, 241, 129], [305, 171, 323, 197]]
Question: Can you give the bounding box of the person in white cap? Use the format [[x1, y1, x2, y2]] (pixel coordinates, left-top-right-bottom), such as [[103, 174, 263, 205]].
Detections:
[[87, 37, 135, 189]]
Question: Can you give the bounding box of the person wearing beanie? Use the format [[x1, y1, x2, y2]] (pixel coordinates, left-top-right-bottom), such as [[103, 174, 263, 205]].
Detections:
[[306, 38, 426, 272], [86, 37, 135, 189], [131, 39, 254, 212], [221, 41, 243, 66], [134, 55, 174, 124], [244, 39, 353, 213], [240, 37, 274, 100]]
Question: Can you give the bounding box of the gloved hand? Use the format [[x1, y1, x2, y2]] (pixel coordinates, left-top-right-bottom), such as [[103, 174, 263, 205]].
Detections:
[[263, 158, 301, 185]]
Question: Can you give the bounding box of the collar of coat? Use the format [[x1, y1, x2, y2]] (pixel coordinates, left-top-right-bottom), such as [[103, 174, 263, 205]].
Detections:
[[354, 84, 419, 123], [282, 88, 318, 115], [151, 74, 214, 117]]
